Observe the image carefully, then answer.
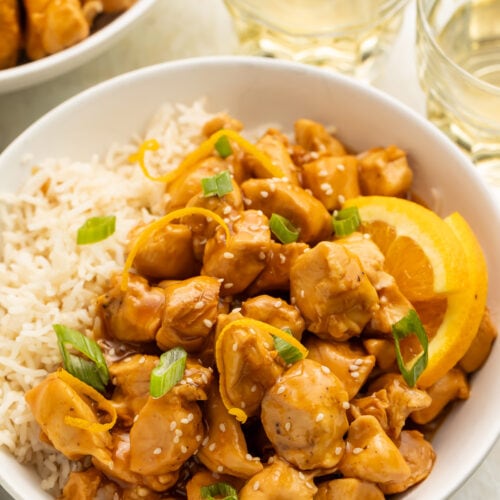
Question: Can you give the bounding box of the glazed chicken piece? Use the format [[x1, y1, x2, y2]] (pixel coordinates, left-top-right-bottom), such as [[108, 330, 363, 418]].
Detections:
[[261, 359, 349, 470], [108, 354, 158, 426], [315, 478, 385, 500], [241, 178, 332, 244], [459, 308, 498, 373], [197, 384, 264, 478], [349, 390, 391, 432], [379, 430, 436, 495], [0, 0, 21, 69], [302, 155, 360, 211], [202, 112, 244, 137], [411, 368, 469, 425], [363, 338, 397, 371], [92, 430, 179, 493], [61, 468, 103, 500], [202, 209, 271, 296], [294, 118, 347, 157], [127, 223, 199, 280], [357, 145, 413, 197], [155, 276, 220, 353], [241, 294, 305, 341], [339, 415, 411, 484], [337, 232, 413, 333], [290, 241, 379, 341], [97, 274, 165, 343], [367, 374, 431, 438], [128, 360, 212, 477], [246, 241, 309, 295], [239, 457, 317, 499], [216, 319, 285, 418], [24, 0, 90, 61], [186, 468, 244, 500], [166, 156, 229, 210], [25, 370, 113, 466], [244, 129, 301, 184], [305, 337, 375, 399]]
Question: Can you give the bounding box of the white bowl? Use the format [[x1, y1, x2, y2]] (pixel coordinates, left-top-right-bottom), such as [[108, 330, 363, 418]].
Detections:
[[1, 57, 499, 500], [0, 0, 156, 94]]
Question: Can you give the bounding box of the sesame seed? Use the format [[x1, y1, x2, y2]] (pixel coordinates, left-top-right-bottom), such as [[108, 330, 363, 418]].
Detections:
[[223, 282, 234, 289], [298, 472, 305, 480], [186, 377, 194, 384], [133, 414, 139, 422], [250, 384, 257, 392], [306, 482, 314, 489], [320, 365, 331, 374], [305, 188, 313, 195], [246, 453, 253, 460], [260, 191, 269, 198], [203, 319, 213, 328], [355, 358, 363, 365], [268, 456, 275, 463], [259, 251, 266, 260], [153, 447, 162, 455], [349, 364, 359, 371], [284, 422, 291, 431], [223, 205, 232, 214], [241, 401, 246, 409], [181, 445, 188, 454], [175, 429, 183, 436], [318, 169, 328, 177], [274, 300, 282, 308], [276, 385, 285, 394], [315, 413, 325, 422], [223, 251, 235, 259], [363, 233, 371, 239], [249, 224, 260, 231], [243, 197, 252, 205], [380, 295, 388, 304], [352, 447, 363, 455], [351, 371, 360, 378], [232, 342, 238, 352], [194, 300, 204, 309], [208, 443, 216, 452], [169, 421, 177, 431], [196, 434, 202, 442], [300, 290, 305, 298], [202, 436, 209, 446], [320, 182, 331, 192], [217, 465, 224, 473], [199, 237, 208, 245], [219, 423, 226, 432], [338, 194, 346, 204], [232, 307, 242, 313], [223, 217, 230, 224], [342, 401, 350, 410], [335, 446, 343, 455], [337, 163, 345, 171], [253, 481, 260, 491], [180, 418, 189, 424], [279, 253, 286, 264], [206, 217, 213, 223]]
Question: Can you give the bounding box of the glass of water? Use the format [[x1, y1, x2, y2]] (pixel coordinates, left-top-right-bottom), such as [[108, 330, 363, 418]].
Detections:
[[417, 0, 500, 176], [223, 0, 410, 82]]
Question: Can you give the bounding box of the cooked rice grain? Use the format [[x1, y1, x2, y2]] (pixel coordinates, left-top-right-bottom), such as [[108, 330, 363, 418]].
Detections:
[[0, 99, 216, 495]]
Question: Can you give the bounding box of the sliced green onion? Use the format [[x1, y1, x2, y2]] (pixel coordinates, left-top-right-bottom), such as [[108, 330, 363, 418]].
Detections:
[[214, 135, 233, 159], [273, 334, 304, 365], [332, 206, 361, 236], [269, 213, 299, 244], [391, 309, 429, 387], [53, 324, 109, 392], [201, 170, 234, 198], [77, 215, 116, 245], [200, 482, 238, 500], [150, 347, 187, 398]]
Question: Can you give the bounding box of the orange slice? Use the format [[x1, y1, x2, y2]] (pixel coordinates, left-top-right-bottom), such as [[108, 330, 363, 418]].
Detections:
[[344, 197, 487, 387]]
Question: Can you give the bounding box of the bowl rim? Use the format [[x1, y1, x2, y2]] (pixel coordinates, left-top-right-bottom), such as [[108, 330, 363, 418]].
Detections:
[[0, 0, 157, 94], [0, 55, 499, 500]]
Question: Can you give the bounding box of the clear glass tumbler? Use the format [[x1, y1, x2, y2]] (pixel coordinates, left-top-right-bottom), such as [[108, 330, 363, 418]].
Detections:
[[223, 0, 410, 82], [416, 0, 500, 177]]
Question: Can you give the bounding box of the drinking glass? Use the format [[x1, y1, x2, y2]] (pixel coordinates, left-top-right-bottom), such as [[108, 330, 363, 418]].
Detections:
[[416, 0, 500, 176], [223, 0, 410, 82]]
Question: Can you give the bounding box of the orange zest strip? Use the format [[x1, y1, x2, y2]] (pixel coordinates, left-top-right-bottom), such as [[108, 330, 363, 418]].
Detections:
[[129, 129, 284, 185], [215, 318, 308, 423], [56, 369, 117, 433], [121, 207, 231, 291]]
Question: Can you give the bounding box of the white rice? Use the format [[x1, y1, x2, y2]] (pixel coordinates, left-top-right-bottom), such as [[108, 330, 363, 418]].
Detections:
[[0, 99, 217, 495]]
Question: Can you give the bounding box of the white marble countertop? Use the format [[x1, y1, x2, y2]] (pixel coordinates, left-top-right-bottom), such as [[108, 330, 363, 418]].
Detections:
[[0, 1, 498, 499]]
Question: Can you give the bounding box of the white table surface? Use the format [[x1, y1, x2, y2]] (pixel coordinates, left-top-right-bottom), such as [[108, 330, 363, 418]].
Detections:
[[0, 1, 498, 499]]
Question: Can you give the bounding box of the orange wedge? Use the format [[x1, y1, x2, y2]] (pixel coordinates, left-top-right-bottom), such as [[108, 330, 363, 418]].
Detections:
[[344, 197, 487, 387]]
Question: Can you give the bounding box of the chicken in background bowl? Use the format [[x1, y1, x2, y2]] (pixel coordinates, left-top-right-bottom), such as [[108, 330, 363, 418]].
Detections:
[[0, 0, 137, 69], [0, 57, 499, 500]]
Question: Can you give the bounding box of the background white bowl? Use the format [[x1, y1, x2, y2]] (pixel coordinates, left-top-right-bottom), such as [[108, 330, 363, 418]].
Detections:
[[0, 57, 499, 500], [0, 0, 156, 94]]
